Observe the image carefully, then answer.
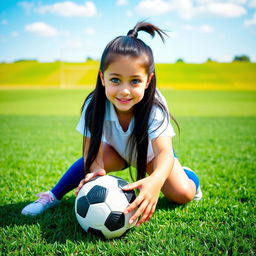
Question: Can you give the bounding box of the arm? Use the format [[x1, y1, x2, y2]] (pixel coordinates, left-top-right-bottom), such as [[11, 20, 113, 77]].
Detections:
[[83, 136, 105, 173], [150, 136, 174, 185], [123, 136, 175, 226], [75, 136, 106, 195]]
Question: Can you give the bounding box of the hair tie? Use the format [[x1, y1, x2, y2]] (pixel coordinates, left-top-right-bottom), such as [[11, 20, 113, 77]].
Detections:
[[127, 29, 138, 38]]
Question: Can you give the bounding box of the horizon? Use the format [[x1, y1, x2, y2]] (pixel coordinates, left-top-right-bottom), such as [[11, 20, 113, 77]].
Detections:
[[2, 56, 255, 64]]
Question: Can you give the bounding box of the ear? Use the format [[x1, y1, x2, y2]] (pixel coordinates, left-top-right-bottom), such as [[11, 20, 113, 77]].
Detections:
[[146, 73, 154, 89], [99, 70, 105, 86]]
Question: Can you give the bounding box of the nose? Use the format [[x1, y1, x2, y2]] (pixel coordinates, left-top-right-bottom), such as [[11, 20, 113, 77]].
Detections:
[[120, 85, 130, 96]]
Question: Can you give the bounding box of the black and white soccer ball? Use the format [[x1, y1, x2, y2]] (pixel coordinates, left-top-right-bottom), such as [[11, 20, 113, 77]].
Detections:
[[75, 175, 137, 239]]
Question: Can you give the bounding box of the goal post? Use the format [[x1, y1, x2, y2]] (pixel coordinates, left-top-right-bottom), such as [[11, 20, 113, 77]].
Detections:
[[60, 62, 99, 88]]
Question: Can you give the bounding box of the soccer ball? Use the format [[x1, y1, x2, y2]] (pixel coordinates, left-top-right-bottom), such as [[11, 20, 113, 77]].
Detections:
[[75, 175, 137, 239]]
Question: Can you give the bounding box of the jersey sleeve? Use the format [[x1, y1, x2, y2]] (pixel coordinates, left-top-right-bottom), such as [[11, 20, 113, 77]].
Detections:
[[148, 105, 175, 140]]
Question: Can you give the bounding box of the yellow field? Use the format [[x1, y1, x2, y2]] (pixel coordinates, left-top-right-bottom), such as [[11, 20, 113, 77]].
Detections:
[[0, 61, 255, 90]]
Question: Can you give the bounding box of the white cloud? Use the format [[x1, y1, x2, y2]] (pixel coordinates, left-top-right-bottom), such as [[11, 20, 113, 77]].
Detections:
[[35, 1, 97, 17], [229, 0, 248, 4], [84, 27, 95, 35], [136, 0, 174, 16], [204, 2, 247, 17], [182, 24, 214, 33], [25, 22, 58, 37], [116, 0, 128, 6], [244, 12, 256, 26], [135, 0, 247, 18]]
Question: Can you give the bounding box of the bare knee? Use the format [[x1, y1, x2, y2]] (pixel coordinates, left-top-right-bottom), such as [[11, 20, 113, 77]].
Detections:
[[174, 189, 194, 204], [163, 183, 195, 204]]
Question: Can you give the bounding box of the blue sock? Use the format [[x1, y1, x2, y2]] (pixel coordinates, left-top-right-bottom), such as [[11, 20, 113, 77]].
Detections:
[[51, 157, 84, 200], [183, 167, 200, 191]]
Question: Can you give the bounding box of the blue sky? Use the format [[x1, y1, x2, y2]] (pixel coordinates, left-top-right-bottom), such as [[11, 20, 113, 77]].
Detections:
[[1, 0, 256, 63]]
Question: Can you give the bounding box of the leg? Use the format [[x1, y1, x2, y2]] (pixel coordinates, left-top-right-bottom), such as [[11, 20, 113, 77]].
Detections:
[[51, 157, 85, 200], [21, 143, 126, 216], [146, 158, 197, 204], [51, 143, 126, 200]]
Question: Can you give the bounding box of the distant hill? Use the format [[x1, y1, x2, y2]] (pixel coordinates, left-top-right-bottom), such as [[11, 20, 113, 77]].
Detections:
[[0, 61, 255, 90]]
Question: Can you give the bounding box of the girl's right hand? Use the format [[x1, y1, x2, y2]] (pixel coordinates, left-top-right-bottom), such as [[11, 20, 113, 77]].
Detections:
[[75, 169, 106, 196]]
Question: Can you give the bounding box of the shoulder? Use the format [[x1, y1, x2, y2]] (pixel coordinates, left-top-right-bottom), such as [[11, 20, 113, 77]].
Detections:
[[155, 89, 169, 108], [148, 89, 175, 139], [150, 90, 169, 121]]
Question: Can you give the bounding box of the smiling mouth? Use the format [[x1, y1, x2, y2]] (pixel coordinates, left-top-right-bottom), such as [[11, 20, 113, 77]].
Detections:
[[116, 98, 132, 103]]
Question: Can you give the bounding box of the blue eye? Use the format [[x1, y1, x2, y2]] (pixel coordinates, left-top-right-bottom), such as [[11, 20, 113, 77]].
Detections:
[[132, 79, 141, 85], [110, 78, 120, 84]]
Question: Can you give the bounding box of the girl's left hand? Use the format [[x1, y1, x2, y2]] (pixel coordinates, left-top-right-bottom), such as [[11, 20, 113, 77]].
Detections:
[[122, 176, 163, 226]]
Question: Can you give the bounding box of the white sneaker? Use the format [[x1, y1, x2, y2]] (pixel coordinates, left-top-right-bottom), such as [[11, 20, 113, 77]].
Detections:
[[21, 191, 60, 216], [194, 186, 203, 201], [183, 166, 203, 201]]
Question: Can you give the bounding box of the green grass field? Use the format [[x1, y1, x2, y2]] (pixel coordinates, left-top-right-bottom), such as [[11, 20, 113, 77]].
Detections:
[[0, 89, 255, 255], [0, 61, 255, 90]]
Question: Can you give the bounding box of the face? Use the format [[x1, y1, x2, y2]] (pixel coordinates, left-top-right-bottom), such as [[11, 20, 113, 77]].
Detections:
[[100, 55, 153, 116]]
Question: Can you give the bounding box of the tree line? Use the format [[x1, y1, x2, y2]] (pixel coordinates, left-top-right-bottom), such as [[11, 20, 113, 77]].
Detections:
[[0, 55, 252, 64]]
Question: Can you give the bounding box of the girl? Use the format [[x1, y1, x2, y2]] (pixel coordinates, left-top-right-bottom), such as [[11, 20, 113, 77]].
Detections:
[[22, 22, 202, 226]]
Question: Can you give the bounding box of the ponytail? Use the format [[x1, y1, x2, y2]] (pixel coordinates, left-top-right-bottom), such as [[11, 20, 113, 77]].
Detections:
[[127, 21, 168, 43]]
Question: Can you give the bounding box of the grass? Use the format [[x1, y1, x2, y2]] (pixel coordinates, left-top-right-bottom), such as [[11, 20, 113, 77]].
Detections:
[[0, 89, 255, 255], [0, 61, 256, 90]]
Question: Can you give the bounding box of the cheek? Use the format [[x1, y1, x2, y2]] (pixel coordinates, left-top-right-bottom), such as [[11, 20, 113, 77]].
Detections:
[[105, 86, 116, 99], [133, 87, 146, 100]]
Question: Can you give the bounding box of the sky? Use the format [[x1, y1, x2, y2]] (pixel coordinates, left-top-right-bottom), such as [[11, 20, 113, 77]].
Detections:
[[0, 0, 256, 63]]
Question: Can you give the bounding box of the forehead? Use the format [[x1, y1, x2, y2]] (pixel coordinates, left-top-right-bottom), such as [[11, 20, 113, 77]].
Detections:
[[104, 55, 148, 76]]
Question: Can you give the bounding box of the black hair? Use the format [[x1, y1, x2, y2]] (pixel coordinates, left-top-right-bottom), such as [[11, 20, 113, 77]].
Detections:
[[81, 21, 179, 181]]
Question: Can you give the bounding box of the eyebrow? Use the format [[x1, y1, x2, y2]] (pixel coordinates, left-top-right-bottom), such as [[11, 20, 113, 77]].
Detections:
[[109, 73, 142, 78]]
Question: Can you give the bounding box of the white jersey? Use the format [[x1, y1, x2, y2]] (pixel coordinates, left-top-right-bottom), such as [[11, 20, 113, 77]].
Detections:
[[76, 90, 175, 166]]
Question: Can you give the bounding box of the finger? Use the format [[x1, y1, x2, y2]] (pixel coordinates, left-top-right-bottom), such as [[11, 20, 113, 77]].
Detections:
[[75, 185, 82, 196], [137, 204, 154, 226], [129, 200, 148, 225], [124, 195, 143, 214], [122, 181, 141, 191], [97, 169, 106, 176], [85, 170, 106, 182], [145, 203, 156, 222], [84, 173, 94, 182], [78, 179, 86, 187], [75, 178, 87, 196]]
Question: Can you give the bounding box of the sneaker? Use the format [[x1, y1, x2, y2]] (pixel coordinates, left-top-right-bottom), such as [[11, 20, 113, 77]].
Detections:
[[194, 186, 203, 201], [21, 191, 60, 216], [183, 166, 203, 201]]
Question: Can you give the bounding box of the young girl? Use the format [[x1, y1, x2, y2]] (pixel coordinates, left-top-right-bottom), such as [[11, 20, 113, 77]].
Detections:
[[22, 22, 202, 226]]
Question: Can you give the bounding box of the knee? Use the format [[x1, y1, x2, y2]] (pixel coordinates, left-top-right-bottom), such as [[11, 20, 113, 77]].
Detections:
[[172, 184, 195, 204]]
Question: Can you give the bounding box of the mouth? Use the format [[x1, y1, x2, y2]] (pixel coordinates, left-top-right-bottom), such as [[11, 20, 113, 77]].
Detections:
[[116, 98, 132, 104]]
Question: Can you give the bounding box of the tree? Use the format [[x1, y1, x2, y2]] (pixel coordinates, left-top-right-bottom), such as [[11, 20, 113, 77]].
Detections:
[[233, 55, 250, 62], [176, 58, 184, 63], [13, 59, 38, 63], [86, 56, 93, 62]]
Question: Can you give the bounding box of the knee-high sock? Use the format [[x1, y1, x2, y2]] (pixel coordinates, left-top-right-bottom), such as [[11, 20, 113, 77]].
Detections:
[[183, 167, 200, 191], [51, 157, 84, 200]]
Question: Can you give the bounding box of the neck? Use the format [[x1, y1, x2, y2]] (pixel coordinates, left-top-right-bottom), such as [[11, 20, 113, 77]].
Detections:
[[114, 107, 133, 132]]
